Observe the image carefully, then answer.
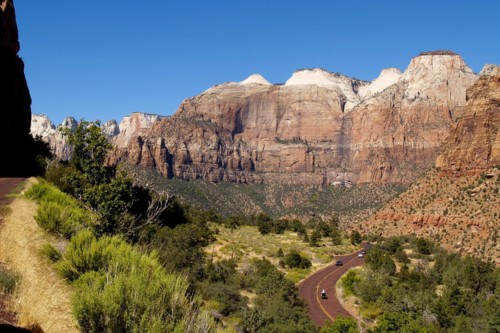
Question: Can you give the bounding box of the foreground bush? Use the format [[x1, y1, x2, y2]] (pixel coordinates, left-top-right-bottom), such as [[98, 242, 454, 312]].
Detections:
[[26, 181, 88, 238], [0, 266, 20, 294], [58, 230, 229, 333]]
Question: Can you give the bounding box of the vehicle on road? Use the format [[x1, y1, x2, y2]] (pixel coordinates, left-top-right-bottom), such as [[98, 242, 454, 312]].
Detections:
[[321, 289, 327, 299], [358, 253, 364, 257], [335, 260, 343, 266]]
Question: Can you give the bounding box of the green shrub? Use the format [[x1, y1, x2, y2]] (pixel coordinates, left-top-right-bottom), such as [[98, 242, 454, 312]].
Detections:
[[341, 270, 361, 297], [35, 201, 84, 238], [320, 316, 358, 333], [58, 230, 225, 332], [40, 243, 62, 262], [26, 181, 88, 238], [0, 267, 20, 294], [285, 250, 312, 269]]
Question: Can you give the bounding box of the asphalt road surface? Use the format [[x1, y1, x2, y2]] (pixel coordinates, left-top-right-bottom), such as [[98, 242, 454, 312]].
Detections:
[[0, 178, 25, 206], [298, 244, 370, 327]]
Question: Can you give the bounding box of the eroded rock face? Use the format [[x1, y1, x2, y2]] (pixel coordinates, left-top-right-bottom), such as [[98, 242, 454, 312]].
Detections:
[[31, 112, 165, 161], [119, 52, 478, 185], [344, 52, 478, 183], [112, 112, 165, 148], [109, 117, 262, 183], [30, 115, 76, 161], [0, 0, 33, 175], [435, 66, 500, 175]]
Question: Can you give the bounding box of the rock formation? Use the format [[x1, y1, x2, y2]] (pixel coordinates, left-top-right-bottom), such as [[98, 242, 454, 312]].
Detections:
[[357, 69, 500, 262], [0, 0, 33, 176], [435, 65, 500, 174], [30, 115, 76, 161], [111, 51, 478, 185], [31, 112, 164, 161]]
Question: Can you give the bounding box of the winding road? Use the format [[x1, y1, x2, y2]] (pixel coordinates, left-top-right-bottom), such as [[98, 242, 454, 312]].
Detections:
[[298, 244, 370, 327]]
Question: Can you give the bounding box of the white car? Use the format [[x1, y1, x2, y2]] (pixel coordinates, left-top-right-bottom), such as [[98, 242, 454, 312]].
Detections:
[[358, 253, 364, 257]]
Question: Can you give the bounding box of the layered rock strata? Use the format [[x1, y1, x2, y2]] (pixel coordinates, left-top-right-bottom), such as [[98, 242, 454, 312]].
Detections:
[[435, 66, 500, 174], [112, 52, 478, 185]]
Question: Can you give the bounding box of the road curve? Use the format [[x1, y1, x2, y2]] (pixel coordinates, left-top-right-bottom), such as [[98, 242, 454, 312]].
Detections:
[[298, 244, 369, 327]]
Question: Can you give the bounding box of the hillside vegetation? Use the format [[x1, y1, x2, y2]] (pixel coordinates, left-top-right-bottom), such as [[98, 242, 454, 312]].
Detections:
[[29, 120, 326, 332], [357, 168, 500, 262], [124, 165, 404, 225], [338, 235, 500, 333]]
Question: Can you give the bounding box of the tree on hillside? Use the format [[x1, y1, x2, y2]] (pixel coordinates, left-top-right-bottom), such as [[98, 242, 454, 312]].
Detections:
[[350, 230, 362, 245], [65, 120, 112, 185]]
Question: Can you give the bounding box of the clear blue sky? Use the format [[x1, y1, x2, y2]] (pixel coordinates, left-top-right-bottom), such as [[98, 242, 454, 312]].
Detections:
[[15, 1, 500, 125]]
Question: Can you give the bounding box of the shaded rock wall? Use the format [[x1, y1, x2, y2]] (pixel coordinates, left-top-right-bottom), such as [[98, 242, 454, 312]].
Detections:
[[0, 0, 32, 176]]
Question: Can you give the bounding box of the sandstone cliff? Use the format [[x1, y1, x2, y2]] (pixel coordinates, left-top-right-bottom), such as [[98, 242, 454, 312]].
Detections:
[[31, 112, 165, 161], [30, 114, 77, 161], [0, 0, 33, 175], [435, 66, 500, 174], [112, 52, 478, 185], [357, 71, 500, 263]]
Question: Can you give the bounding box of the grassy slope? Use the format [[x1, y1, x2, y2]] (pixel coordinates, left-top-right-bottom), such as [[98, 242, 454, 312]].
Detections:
[[208, 224, 358, 283], [0, 179, 77, 332], [126, 165, 405, 225]]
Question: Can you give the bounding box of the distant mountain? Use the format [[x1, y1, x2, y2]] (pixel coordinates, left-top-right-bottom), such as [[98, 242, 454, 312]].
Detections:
[[357, 67, 500, 263], [109, 51, 478, 185]]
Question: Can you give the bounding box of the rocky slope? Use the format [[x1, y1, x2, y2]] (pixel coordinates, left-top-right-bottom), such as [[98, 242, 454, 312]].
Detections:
[[0, 0, 33, 176], [356, 69, 500, 262], [111, 51, 478, 185]]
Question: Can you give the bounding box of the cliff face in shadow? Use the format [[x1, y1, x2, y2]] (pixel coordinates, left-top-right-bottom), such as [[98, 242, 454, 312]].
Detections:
[[0, 0, 33, 176]]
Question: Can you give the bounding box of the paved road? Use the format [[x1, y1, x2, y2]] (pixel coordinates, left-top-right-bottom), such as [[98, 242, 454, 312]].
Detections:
[[0, 178, 25, 206], [298, 244, 370, 327]]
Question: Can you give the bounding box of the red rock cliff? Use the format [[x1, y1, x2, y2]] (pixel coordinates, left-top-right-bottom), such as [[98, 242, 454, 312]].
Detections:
[[112, 53, 478, 185]]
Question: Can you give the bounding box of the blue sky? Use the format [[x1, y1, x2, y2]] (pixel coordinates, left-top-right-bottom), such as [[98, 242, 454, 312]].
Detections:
[[15, 1, 500, 125]]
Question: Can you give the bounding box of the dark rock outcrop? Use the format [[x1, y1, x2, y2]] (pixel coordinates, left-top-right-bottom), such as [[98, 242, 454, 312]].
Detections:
[[0, 0, 33, 176]]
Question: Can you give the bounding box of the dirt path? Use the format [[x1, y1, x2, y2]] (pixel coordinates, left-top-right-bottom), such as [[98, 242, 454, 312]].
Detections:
[[0, 178, 26, 327], [0, 179, 78, 332], [298, 244, 370, 327]]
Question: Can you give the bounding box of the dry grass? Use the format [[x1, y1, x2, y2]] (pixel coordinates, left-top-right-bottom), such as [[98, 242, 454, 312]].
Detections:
[[208, 224, 358, 283], [0, 179, 77, 332]]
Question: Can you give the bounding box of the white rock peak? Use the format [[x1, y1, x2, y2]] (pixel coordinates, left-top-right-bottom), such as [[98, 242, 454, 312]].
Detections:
[[240, 74, 272, 85], [358, 67, 402, 100], [285, 68, 348, 88], [285, 68, 364, 111], [480, 64, 500, 77]]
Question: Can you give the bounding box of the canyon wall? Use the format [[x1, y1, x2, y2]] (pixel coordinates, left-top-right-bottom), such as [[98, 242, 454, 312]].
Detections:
[[110, 51, 478, 185]]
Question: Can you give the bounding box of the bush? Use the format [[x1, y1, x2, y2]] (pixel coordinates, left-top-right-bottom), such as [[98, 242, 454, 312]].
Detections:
[[26, 181, 88, 238], [0, 266, 20, 294], [341, 270, 361, 297], [285, 250, 312, 269], [34, 201, 85, 238], [41, 243, 62, 262], [350, 231, 362, 245], [320, 316, 358, 333], [58, 230, 226, 332]]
